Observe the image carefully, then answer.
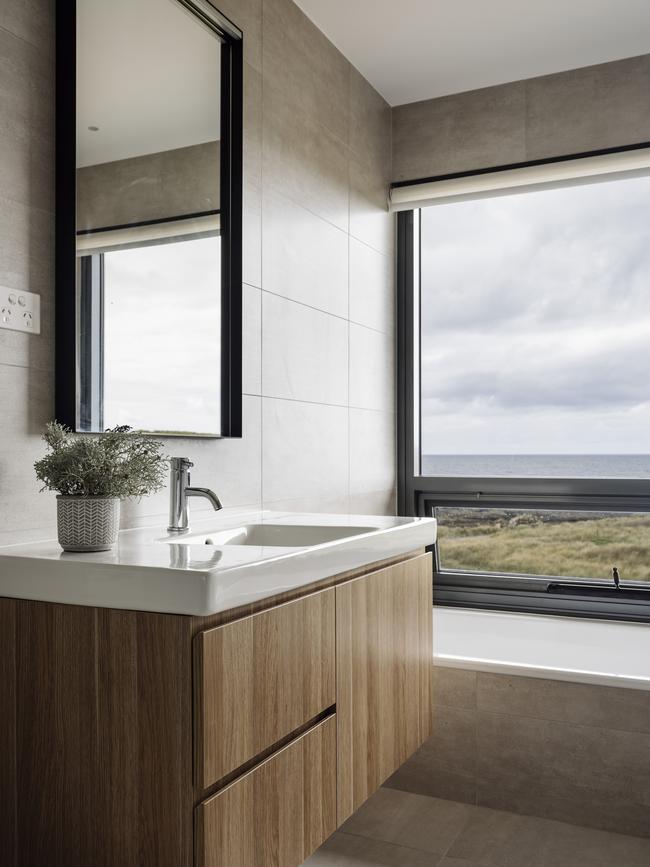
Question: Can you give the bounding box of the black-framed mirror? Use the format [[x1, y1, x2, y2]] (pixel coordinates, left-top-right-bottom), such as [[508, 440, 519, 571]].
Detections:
[[55, 0, 242, 437]]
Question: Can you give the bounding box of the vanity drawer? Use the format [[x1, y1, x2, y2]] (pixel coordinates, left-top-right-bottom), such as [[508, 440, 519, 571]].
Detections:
[[196, 714, 336, 867], [194, 588, 335, 789]]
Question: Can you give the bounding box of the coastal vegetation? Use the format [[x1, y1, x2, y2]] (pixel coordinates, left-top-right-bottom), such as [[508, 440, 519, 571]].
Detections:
[[437, 510, 650, 583]]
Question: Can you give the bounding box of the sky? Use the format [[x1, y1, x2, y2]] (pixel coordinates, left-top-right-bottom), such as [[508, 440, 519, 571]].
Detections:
[[420, 173, 650, 455], [103, 236, 221, 435]]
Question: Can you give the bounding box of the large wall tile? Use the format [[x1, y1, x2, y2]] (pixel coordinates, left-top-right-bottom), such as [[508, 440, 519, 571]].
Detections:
[[263, 0, 349, 144], [350, 323, 394, 412], [392, 82, 526, 182], [391, 55, 650, 184], [262, 190, 348, 317], [349, 238, 394, 334], [242, 63, 262, 288], [349, 66, 391, 176], [262, 292, 348, 405], [476, 709, 650, 835], [262, 398, 348, 504], [349, 152, 393, 255], [0, 363, 55, 535], [242, 283, 261, 395], [263, 81, 350, 231], [526, 55, 650, 160], [476, 770, 650, 841], [0, 197, 53, 296], [243, 180, 262, 289], [243, 62, 262, 189], [477, 671, 650, 734], [348, 488, 396, 516], [349, 408, 395, 495], [0, 0, 54, 54], [0, 27, 53, 212], [261, 492, 351, 515]]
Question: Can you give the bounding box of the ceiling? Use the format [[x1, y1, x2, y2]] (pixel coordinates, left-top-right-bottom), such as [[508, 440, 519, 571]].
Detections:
[[294, 0, 650, 106], [77, 0, 221, 167]]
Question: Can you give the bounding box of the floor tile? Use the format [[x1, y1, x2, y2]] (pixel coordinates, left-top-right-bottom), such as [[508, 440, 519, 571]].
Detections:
[[304, 831, 441, 865], [341, 788, 473, 856], [438, 859, 498, 867], [447, 805, 650, 867]]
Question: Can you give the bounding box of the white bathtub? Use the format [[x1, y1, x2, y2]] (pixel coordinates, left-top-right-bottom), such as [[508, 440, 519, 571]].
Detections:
[[433, 607, 650, 690]]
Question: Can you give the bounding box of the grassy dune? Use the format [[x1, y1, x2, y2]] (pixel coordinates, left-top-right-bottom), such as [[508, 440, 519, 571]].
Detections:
[[438, 512, 650, 583]]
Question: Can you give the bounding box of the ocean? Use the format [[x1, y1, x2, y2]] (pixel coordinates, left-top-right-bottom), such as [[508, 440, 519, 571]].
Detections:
[[421, 454, 650, 479]]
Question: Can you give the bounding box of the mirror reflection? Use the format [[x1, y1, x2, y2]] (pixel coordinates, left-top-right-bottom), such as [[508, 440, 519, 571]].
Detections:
[[76, 0, 223, 435]]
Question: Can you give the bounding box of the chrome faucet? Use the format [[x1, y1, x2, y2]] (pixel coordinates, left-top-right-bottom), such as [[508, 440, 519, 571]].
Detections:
[[167, 457, 223, 533]]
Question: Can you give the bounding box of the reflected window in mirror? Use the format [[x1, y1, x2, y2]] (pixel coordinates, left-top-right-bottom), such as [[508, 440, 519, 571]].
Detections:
[[55, 0, 243, 437]]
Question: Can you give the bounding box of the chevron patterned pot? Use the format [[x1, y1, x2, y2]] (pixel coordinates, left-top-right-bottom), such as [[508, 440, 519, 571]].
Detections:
[[56, 496, 120, 553]]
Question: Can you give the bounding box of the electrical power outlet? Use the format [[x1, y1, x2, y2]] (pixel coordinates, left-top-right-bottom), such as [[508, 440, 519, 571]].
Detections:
[[0, 286, 41, 335]]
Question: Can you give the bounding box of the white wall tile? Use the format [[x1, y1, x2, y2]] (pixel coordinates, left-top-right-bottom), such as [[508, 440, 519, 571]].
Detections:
[[262, 397, 348, 503], [349, 408, 396, 495], [262, 292, 348, 406], [262, 190, 348, 318], [349, 237, 394, 334], [243, 283, 262, 395], [350, 323, 395, 412]]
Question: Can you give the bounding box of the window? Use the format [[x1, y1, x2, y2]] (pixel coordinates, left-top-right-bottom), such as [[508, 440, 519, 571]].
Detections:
[[78, 234, 221, 434], [396, 147, 650, 621]]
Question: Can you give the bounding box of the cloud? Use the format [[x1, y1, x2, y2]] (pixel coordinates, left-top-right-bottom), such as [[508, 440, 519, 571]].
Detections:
[[419, 173, 650, 453]]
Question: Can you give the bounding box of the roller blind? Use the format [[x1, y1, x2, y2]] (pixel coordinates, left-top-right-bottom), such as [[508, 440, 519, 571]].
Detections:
[[390, 146, 650, 211], [76, 212, 221, 255]]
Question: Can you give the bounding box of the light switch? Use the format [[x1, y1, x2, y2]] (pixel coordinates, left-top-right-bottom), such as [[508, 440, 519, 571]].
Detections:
[[0, 286, 41, 334]]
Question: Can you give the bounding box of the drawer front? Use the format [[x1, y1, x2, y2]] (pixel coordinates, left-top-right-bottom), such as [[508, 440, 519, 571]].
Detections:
[[194, 588, 335, 789], [196, 715, 336, 867]]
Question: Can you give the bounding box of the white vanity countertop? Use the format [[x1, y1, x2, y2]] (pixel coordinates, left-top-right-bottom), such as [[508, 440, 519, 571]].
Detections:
[[0, 509, 437, 616]]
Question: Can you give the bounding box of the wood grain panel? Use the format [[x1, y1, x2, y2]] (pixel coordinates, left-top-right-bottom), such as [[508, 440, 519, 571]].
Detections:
[[190, 549, 425, 636], [0, 598, 194, 867], [336, 553, 433, 823], [195, 588, 335, 790], [0, 598, 16, 867], [196, 715, 336, 867]]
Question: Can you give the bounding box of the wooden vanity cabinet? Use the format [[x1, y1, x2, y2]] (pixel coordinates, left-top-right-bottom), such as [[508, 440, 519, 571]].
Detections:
[[0, 549, 432, 867], [336, 553, 433, 823]]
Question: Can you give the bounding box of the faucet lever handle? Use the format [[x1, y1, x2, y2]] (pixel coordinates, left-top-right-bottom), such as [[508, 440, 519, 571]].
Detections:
[[171, 456, 194, 470]]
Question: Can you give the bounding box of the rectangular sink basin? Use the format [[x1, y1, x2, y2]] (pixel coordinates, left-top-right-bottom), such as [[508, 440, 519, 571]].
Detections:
[[162, 523, 378, 548]]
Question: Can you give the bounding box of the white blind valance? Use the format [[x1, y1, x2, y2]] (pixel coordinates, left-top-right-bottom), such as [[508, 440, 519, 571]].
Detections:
[[76, 212, 221, 256], [390, 146, 650, 211]]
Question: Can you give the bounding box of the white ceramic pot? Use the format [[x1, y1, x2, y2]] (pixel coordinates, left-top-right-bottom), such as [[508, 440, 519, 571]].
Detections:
[[56, 496, 121, 553]]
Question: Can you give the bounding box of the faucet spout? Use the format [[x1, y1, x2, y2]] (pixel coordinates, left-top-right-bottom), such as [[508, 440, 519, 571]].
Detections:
[[186, 487, 223, 511]]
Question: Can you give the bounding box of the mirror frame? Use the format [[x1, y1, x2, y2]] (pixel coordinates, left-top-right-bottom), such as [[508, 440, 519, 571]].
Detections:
[[55, 0, 243, 437]]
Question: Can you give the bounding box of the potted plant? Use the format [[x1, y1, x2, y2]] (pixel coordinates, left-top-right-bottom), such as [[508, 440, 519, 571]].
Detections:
[[34, 422, 167, 553]]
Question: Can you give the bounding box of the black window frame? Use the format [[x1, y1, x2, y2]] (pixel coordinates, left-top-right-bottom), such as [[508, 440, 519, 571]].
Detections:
[[396, 155, 650, 624]]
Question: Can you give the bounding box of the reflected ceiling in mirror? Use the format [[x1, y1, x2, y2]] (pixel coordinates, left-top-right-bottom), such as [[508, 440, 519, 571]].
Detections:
[[75, 0, 224, 436]]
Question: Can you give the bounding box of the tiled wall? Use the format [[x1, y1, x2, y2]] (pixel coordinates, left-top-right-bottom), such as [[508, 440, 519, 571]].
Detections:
[[0, 0, 395, 544], [386, 666, 650, 839], [392, 54, 650, 182]]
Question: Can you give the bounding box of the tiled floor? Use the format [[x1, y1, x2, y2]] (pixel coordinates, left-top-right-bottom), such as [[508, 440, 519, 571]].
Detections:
[[305, 787, 650, 867]]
